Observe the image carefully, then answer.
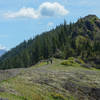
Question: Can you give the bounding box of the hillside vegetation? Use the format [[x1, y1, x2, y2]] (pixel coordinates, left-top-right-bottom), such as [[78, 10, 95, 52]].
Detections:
[[0, 58, 100, 100], [0, 15, 100, 69]]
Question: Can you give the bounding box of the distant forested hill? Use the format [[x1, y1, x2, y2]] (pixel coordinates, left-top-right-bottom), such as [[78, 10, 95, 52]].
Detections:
[[0, 49, 6, 57], [0, 15, 100, 69]]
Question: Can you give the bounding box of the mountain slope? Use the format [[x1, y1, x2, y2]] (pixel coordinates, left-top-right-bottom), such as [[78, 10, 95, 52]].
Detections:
[[0, 15, 100, 69], [0, 58, 100, 100]]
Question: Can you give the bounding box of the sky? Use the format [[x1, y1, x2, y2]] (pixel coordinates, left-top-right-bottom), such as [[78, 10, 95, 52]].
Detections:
[[0, 0, 100, 50]]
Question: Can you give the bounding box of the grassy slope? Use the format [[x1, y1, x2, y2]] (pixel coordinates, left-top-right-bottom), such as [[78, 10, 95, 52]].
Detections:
[[0, 58, 100, 100]]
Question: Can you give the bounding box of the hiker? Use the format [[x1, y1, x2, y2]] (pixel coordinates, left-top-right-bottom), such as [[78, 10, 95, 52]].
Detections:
[[47, 60, 49, 64], [47, 58, 53, 64], [50, 58, 52, 64]]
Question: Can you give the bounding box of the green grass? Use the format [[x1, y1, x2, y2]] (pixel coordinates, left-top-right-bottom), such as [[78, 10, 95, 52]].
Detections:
[[0, 92, 26, 100], [0, 58, 100, 100], [0, 77, 44, 100], [50, 92, 77, 100]]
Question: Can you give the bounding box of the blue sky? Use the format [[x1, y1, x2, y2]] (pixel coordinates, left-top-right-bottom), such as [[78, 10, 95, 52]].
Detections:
[[0, 0, 100, 50]]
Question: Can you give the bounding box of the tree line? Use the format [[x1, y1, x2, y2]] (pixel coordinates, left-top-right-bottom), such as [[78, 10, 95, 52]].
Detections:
[[0, 15, 100, 69]]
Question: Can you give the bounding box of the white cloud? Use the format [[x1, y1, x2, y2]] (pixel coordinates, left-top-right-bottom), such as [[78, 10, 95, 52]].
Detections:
[[39, 2, 69, 17], [4, 8, 39, 19], [4, 2, 69, 19], [0, 44, 6, 50]]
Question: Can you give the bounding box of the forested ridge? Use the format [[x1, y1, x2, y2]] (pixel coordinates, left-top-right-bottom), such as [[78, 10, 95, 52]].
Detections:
[[0, 15, 100, 69]]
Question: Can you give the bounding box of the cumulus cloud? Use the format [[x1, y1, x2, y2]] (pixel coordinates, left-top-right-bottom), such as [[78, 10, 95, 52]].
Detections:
[[39, 2, 69, 17], [4, 8, 39, 19], [4, 2, 69, 19]]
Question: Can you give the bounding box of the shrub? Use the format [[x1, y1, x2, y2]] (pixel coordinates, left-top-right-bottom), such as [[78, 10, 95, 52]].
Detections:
[[61, 60, 73, 66], [51, 93, 65, 100], [61, 57, 85, 66], [67, 57, 75, 61], [61, 57, 77, 66]]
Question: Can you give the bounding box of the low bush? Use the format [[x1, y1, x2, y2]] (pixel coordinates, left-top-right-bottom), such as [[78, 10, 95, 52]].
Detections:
[[61, 57, 77, 66], [61, 57, 85, 66], [51, 93, 65, 100]]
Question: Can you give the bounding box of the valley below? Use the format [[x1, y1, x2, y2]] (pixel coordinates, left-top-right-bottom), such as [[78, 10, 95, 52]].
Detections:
[[0, 58, 100, 100]]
